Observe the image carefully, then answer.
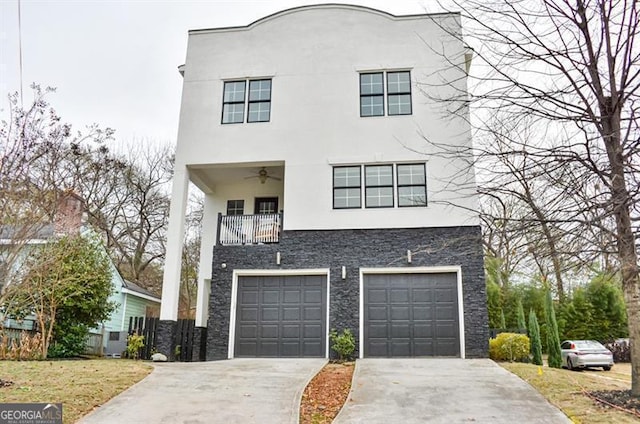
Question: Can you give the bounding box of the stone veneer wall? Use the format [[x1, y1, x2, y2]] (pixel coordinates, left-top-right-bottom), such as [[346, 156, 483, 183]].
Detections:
[[207, 226, 488, 360]]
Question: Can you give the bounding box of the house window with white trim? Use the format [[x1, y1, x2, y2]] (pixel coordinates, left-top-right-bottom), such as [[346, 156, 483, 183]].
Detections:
[[222, 79, 272, 124], [360, 71, 411, 117]]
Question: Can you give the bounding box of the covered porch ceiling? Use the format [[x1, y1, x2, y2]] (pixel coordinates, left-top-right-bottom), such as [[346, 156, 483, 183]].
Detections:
[[187, 161, 285, 194]]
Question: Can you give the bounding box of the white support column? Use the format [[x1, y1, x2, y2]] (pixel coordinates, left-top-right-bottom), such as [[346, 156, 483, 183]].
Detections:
[[160, 166, 190, 321], [195, 194, 216, 327]]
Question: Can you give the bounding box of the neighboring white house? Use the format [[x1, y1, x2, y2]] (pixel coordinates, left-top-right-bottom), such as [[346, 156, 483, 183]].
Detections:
[[160, 4, 488, 360]]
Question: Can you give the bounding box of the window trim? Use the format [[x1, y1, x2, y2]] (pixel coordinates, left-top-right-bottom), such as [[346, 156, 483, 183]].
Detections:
[[221, 78, 272, 124], [396, 163, 427, 207], [364, 164, 394, 208], [333, 166, 362, 209]]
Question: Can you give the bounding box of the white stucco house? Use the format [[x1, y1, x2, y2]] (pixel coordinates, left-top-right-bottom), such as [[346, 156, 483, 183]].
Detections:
[[159, 4, 488, 360]]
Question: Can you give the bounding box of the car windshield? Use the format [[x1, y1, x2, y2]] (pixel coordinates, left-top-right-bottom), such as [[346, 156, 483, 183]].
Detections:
[[574, 341, 605, 349]]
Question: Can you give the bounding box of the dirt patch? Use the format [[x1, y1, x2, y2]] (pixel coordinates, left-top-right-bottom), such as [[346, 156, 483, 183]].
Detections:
[[300, 362, 354, 424], [589, 390, 640, 418]]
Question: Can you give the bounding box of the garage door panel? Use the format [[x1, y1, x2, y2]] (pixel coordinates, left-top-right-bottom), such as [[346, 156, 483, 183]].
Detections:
[[235, 275, 326, 358], [283, 290, 301, 303], [282, 324, 300, 338], [413, 323, 433, 338], [241, 291, 258, 304], [391, 306, 410, 320], [391, 340, 411, 356], [411, 288, 431, 302], [391, 324, 411, 338], [368, 289, 387, 303], [241, 308, 258, 321], [364, 273, 459, 358], [262, 307, 279, 321], [413, 341, 434, 356], [412, 306, 432, 320], [390, 288, 410, 302], [263, 290, 280, 304], [283, 306, 300, 320], [368, 306, 388, 320]]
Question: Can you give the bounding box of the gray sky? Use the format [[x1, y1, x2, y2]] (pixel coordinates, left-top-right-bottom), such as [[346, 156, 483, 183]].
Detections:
[[1, 0, 434, 147]]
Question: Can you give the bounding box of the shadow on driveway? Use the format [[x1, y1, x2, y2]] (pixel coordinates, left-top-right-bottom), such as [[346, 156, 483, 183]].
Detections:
[[78, 358, 326, 424], [334, 359, 571, 424]]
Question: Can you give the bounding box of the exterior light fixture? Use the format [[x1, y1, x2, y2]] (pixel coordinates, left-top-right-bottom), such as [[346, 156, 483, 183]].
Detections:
[[407, 250, 412, 264], [341, 266, 346, 280], [276, 252, 281, 265]]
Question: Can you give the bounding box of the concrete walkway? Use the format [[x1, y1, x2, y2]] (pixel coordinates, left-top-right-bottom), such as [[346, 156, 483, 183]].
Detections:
[[78, 358, 326, 424], [334, 359, 571, 424]]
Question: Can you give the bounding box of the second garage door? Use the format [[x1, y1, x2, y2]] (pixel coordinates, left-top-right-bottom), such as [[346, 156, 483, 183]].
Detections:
[[234, 275, 326, 357], [363, 273, 460, 357]]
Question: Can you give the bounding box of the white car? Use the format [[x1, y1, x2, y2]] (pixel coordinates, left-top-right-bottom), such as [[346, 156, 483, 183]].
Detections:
[[560, 340, 614, 371]]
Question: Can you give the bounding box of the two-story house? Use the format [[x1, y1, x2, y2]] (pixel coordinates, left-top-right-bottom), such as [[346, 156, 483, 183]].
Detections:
[[159, 4, 488, 361]]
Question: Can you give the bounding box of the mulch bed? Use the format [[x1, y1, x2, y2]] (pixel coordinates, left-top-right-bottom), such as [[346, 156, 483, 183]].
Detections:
[[300, 362, 355, 424], [589, 390, 640, 418]]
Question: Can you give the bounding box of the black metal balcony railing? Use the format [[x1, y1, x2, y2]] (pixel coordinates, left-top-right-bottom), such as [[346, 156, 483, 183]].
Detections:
[[216, 213, 282, 245]]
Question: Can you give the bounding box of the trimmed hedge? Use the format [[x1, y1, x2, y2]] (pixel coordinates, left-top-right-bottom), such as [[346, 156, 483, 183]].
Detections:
[[490, 332, 531, 362]]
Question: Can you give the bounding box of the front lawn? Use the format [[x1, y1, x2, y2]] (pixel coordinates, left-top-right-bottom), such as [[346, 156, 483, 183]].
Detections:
[[0, 359, 152, 424], [502, 362, 638, 423]]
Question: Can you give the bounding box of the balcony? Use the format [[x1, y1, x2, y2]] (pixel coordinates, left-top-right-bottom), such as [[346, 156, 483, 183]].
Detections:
[[216, 213, 282, 246]]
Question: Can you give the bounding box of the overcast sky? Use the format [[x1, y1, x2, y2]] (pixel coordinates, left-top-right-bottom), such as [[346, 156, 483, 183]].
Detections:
[[1, 0, 437, 147]]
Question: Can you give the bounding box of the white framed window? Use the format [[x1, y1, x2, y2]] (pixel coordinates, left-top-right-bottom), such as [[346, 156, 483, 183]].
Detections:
[[397, 164, 427, 206], [222, 79, 272, 124], [365, 165, 394, 208], [360, 70, 412, 117]]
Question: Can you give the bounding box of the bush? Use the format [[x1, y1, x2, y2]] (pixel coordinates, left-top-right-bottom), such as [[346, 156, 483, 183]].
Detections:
[[605, 340, 630, 363], [48, 323, 89, 358], [329, 328, 355, 361], [126, 333, 145, 360], [489, 333, 530, 362]]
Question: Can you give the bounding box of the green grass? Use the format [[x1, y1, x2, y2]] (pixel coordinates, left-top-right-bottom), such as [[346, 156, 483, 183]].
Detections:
[[0, 359, 152, 424], [501, 362, 637, 423]]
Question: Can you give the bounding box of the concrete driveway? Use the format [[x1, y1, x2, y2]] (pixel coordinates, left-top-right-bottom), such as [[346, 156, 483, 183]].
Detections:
[[78, 358, 326, 424], [334, 359, 571, 424]]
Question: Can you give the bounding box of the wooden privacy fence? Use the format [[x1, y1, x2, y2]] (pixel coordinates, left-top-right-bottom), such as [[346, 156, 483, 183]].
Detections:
[[128, 316, 195, 361]]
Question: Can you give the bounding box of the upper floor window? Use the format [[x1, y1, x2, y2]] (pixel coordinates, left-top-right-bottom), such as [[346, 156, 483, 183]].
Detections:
[[333, 166, 361, 209], [360, 71, 411, 117], [332, 163, 426, 209], [222, 79, 271, 124], [397, 163, 427, 207], [365, 165, 394, 208]]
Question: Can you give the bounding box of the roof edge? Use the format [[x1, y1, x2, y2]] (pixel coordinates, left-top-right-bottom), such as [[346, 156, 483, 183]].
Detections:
[[188, 3, 459, 35]]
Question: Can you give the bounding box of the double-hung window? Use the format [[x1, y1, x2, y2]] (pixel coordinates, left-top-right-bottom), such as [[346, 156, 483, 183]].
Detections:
[[222, 79, 272, 124], [360, 70, 412, 117], [365, 165, 394, 208], [397, 164, 427, 206], [333, 166, 361, 209]]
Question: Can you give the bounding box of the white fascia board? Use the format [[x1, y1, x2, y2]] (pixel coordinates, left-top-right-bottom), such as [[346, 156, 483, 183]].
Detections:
[[121, 288, 161, 303]]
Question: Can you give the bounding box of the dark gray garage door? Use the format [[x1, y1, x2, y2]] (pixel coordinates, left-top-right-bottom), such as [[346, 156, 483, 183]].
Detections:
[[364, 273, 460, 357], [235, 275, 326, 357]]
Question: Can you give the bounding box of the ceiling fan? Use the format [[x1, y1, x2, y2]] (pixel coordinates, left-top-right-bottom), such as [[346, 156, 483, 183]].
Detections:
[[244, 167, 282, 184]]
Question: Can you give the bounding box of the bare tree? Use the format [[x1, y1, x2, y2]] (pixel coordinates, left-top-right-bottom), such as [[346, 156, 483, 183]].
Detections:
[[425, 0, 640, 393]]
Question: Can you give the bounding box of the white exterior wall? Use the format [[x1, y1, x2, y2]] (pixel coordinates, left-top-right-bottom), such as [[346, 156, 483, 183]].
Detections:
[[174, 5, 479, 231]]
